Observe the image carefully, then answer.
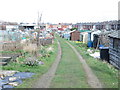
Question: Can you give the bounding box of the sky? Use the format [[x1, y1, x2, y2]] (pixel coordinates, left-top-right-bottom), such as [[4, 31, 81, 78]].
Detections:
[[0, 0, 119, 24]]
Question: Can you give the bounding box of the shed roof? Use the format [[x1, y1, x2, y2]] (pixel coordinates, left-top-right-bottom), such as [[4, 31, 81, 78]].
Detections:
[[108, 30, 120, 39], [70, 30, 80, 33], [91, 30, 102, 35], [58, 28, 64, 31], [79, 30, 91, 32]]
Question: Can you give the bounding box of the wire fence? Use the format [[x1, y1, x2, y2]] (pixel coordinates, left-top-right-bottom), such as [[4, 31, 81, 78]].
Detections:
[[0, 30, 22, 51]]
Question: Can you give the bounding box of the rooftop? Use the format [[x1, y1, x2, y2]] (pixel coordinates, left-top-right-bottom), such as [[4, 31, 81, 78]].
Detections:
[[108, 30, 120, 39]]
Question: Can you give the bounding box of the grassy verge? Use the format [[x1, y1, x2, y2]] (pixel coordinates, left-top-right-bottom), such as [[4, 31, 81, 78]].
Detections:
[[68, 40, 118, 88], [50, 35, 90, 88], [2, 38, 58, 88]]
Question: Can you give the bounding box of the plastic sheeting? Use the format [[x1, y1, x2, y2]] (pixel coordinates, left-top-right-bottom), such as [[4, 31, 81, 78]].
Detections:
[[1, 72, 35, 89]]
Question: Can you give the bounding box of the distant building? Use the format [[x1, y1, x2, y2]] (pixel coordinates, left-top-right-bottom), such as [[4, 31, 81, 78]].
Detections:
[[74, 20, 118, 31], [0, 21, 18, 30], [117, 20, 120, 30], [6, 25, 19, 31], [19, 23, 37, 30], [74, 23, 94, 30], [0, 25, 6, 30]]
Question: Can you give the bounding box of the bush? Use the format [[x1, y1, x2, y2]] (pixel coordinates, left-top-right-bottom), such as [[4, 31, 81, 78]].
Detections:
[[70, 28, 78, 31], [24, 57, 39, 66]]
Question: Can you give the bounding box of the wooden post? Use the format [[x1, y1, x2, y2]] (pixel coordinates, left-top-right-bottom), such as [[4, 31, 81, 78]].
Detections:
[[96, 37, 100, 50]]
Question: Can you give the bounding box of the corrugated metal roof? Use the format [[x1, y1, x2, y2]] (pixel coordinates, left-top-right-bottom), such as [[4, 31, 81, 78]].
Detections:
[[108, 30, 120, 39], [79, 30, 91, 32], [58, 28, 64, 31], [70, 30, 80, 33]]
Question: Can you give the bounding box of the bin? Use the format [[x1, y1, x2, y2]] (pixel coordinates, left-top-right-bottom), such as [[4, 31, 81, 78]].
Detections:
[[99, 47, 109, 62], [87, 41, 93, 47]]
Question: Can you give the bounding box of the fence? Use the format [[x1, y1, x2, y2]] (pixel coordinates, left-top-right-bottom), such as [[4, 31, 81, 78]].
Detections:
[[0, 41, 23, 51], [39, 38, 53, 46]]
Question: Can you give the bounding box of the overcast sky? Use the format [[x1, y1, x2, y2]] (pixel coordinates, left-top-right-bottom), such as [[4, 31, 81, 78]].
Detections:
[[0, 0, 119, 23]]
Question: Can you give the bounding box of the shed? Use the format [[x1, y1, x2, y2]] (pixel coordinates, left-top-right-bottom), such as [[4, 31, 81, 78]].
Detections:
[[91, 30, 101, 41], [91, 30, 101, 48], [79, 30, 90, 43], [70, 30, 80, 41], [63, 33, 70, 40], [80, 32, 88, 43], [92, 30, 113, 48], [108, 30, 120, 69]]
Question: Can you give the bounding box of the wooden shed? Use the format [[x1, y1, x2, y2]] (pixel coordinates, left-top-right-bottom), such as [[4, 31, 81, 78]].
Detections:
[[80, 32, 88, 43], [108, 30, 120, 69], [70, 30, 80, 41]]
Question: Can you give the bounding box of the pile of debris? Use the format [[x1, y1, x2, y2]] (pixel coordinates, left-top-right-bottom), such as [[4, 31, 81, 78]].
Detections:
[[87, 49, 100, 59], [0, 70, 35, 89]]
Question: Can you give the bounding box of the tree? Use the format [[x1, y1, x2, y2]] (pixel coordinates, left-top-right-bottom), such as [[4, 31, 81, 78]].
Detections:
[[70, 27, 78, 31]]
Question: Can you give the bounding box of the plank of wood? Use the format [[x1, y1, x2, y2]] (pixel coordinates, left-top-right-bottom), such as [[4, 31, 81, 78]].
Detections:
[[0, 57, 11, 59], [0, 62, 7, 65]]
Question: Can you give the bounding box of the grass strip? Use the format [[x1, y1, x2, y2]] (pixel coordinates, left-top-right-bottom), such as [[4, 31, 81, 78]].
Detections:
[[69, 40, 118, 88], [50, 35, 90, 88]]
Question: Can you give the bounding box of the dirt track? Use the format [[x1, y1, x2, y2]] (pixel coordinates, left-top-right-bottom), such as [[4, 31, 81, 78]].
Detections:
[[32, 40, 62, 88], [32, 38, 102, 88], [66, 41, 102, 88]]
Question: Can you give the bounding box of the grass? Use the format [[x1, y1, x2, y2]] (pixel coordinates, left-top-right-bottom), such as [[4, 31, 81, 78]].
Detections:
[[50, 35, 90, 88], [69, 40, 119, 88], [2, 38, 58, 88]]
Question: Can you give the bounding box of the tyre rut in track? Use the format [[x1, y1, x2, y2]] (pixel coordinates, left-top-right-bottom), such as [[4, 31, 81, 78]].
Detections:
[[33, 40, 62, 88], [66, 41, 102, 88]]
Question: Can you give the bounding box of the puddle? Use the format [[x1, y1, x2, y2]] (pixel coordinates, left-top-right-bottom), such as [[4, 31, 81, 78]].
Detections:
[[1, 72, 35, 89]]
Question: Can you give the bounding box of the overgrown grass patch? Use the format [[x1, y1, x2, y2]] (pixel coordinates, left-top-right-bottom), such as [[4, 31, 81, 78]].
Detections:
[[69, 41, 119, 88]]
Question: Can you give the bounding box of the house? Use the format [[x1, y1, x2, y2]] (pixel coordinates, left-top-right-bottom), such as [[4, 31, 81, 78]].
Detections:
[[117, 20, 120, 30], [74, 23, 94, 30], [19, 23, 37, 30], [70, 30, 80, 41], [108, 30, 120, 69], [58, 28, 64, 31]]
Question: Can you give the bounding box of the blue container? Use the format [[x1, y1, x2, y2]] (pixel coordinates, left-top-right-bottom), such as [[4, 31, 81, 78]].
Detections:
[[99, 45, 104, 48], [87, 41, 93, 47]]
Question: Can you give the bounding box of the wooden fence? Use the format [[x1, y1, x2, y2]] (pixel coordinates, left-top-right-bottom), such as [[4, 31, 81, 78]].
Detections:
[[0, 41, 23, 51], [39, 38, 53, 46]]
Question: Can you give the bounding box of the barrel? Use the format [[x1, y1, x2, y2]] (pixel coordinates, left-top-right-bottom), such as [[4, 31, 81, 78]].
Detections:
[[87, 41, 93, 47]]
